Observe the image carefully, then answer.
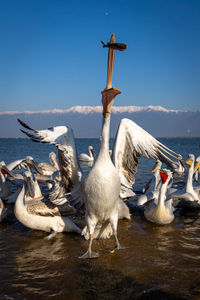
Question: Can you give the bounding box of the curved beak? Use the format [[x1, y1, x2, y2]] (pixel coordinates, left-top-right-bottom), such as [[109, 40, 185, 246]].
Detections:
[[26, 176, 35, 198], [29, 160, 44, 175], [179, 159, 187, 170], [1, 166, 16, 178], [193, 162, 200, 174], [91, 149, 96, 157], [152, 161, 161, 172], [185, 159, 193, 168]]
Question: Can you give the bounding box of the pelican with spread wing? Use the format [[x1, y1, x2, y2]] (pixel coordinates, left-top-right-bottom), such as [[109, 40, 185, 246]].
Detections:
[[18, 34, 181, 258]]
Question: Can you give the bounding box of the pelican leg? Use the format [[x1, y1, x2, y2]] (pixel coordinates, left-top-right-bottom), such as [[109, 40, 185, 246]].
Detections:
[[110, 214, 125, 253], [79, 233, 99, 259], [45, 230, 57, 240], [79, 217, 99, 259]]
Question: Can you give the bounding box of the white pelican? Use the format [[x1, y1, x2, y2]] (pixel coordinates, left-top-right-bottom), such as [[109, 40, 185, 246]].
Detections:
[[172, 154, 200, 207], [37, 152, 59, 176], [4, 156, 44, 203], [194, 156, 200, 185], [0, 198, 6, 222], [18, 34, 181, 257], [144, 169, 175, 225], [137, 160, 162, 206], [172, 154, 186, 176], [0, 161, 16, 199], [79, 146, 96, 163], [14, 170, 81, 239]]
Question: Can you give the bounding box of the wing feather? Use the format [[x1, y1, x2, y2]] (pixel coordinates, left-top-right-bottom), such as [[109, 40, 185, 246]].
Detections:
[[18, 119, 83, 206], [112, 118, 180, 198]]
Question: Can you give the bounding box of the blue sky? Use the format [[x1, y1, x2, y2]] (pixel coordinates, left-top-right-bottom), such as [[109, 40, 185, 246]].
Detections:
[[0, 0, 200, 112]]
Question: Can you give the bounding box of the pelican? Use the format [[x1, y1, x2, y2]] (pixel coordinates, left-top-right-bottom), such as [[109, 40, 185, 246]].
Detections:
[[37, 152, 59, 176], [79, 146, 96, 163], [137, 160, 162, 206], [194, 156, 200, 185], [172, 154, 186, 176], [18, 34, 181, 257], [171, 154, 200, 207], [0, 161, 16, 199], [4, 156, 44, 203], [14, 170, 81, 239], [0, 198, 6, 222], [144, 169, 175, 225]]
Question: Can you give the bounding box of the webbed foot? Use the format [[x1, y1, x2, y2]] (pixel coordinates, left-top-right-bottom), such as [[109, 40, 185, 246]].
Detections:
[[79, 250, 99, 259], [45, 231, 57, 240], [110, 244, 126, 253]]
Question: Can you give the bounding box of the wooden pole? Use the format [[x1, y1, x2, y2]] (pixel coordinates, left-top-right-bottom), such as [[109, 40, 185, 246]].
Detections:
[[106, 33, 115, 89]]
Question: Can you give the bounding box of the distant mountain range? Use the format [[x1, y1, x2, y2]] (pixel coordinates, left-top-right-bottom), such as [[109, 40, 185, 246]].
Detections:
[[0, 105, 199, 138]]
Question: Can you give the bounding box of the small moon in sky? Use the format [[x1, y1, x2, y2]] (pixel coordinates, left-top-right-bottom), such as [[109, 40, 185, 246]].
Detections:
[[105, 12, 109, 16]]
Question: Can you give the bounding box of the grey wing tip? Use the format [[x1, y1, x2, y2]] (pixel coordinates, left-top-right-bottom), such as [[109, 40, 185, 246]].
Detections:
[[20, 129, 42, 143], [17, 119, 34, 131]]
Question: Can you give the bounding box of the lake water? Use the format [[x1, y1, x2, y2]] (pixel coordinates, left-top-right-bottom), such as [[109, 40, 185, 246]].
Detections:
[[0, 137, 200, 299]]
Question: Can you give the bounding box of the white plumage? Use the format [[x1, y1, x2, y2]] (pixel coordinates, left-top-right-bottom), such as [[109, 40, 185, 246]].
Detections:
[[79, 146, 96, 163]]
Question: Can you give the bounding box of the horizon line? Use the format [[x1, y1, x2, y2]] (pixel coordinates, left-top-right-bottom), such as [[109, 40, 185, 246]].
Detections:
[[0, 104, 194, 115]]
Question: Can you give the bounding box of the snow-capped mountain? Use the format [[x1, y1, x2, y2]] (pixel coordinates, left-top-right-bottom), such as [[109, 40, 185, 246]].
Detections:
[[0, 105, 199, 138]]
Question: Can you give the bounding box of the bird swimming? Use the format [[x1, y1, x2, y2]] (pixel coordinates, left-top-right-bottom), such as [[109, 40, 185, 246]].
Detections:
[[37, 152, 59, 176], [171, 154, 200, 207], [144, 169, 175, 225], [79, 146, 96, 163], [14, 170, 81, 239]]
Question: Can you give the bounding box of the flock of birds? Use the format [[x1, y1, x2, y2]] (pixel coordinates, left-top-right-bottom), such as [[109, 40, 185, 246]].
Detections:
[[0, 117, 199, 258], [1, 34, 200, 258]]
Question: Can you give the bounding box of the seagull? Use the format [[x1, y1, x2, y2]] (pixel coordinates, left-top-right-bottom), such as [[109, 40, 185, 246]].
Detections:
[[79, 146, 96, 163], [18, 34, 181, 258]]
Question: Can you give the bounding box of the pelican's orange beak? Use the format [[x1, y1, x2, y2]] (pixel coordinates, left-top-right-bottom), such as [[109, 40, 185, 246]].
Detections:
[[152, 162, 161, 172], [185, 159, 193, 168], [193, 162, 200, 174], [101, 87, 121, 118]]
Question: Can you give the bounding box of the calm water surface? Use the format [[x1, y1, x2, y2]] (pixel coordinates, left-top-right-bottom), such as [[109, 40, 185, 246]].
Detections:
[[0, 138, 200, 299]]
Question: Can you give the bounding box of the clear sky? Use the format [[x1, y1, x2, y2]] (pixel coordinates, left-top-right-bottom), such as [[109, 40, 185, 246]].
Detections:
[[0, 0, 199, 112]]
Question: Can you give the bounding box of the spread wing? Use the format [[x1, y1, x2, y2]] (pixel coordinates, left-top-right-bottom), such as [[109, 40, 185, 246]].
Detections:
[[112, 118, 180, 199], [18, 119, 83, 207]]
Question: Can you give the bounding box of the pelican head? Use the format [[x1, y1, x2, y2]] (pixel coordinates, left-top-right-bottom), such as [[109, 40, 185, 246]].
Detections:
[[0, 161, 16, 178], [177, 154, 187, 170], [49, 152, 59, 170], [25, 156, 44, 175], [152, 160, 162, 172], [88, 146, 96, 157], [185, 154, 195, 168], [24, 170, 35, 198], [194, 156, 200, 174]]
